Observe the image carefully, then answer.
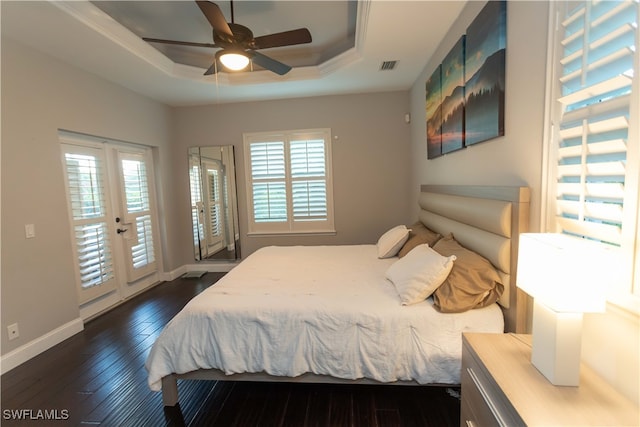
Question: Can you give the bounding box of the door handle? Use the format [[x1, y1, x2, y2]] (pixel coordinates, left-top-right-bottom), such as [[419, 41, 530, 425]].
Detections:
[[117, 228, 128, 234]]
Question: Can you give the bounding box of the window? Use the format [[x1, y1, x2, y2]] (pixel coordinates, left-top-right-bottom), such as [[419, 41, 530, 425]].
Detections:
[[244, 129, 335, 234], [544, 0, 639, 306], [62, 147, 116, 296], [119, 152, 156, 277]]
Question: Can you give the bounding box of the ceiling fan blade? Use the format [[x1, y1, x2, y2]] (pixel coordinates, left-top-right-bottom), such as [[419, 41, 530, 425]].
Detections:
[[143, 37, 219, 49], [204, 61, 219, 75], [196, 1, 233, 38], [250, 51, 292, 75], [253, 28, 312, 50]]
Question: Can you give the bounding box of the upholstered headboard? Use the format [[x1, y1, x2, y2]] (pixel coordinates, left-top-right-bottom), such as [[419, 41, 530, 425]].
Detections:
[[418, 185, 530, 333]]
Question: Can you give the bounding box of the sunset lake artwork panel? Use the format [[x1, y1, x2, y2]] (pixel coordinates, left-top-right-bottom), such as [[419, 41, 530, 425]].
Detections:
[[465, 0, 506, 146], [440, 35, 466, 154], [426, 64, 442, 159]]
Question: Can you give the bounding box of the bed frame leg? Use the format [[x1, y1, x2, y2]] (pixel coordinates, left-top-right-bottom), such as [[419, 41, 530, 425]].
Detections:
[[162, 375, 179, 407]]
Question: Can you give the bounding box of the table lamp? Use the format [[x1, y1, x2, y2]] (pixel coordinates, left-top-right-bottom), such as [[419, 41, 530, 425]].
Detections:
[[516, 233, 612, 386]]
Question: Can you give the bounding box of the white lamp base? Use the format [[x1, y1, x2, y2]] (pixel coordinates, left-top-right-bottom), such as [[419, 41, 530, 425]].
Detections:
[[531, 300, 583, 386]]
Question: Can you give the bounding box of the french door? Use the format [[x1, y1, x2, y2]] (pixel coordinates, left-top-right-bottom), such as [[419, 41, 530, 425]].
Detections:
[[60, 134, 159, 310]]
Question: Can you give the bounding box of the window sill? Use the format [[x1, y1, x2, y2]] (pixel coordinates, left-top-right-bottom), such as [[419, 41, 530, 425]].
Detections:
[[606, 293, 640, 320], [247, 230, 337, 238]]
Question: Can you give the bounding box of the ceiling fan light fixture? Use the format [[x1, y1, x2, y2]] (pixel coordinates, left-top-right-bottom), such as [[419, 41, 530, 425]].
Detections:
[[146, 1, 311, 76], [217, 50, 250, 71]]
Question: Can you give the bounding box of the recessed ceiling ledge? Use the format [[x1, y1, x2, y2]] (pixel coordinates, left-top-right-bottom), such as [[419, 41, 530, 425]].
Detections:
[[53, 1, 178, 77]]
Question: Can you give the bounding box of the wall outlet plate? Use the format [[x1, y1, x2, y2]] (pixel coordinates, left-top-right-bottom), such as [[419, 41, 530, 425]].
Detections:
[[7, 323, 19, 340]]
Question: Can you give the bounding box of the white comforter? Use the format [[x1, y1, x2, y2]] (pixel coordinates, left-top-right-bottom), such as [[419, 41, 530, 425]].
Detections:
[[145, 245, 503, 391]]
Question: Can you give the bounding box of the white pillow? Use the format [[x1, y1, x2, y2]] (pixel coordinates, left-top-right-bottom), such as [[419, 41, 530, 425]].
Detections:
[[377, 225, 411, 258], [385, 244, 456, 305]]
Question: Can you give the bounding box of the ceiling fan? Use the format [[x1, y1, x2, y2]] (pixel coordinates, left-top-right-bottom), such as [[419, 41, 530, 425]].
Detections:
[[143, 0, 312, 76]]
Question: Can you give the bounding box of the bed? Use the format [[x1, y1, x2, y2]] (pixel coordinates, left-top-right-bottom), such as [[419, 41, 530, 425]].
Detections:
[[146, 185, 530, 407]]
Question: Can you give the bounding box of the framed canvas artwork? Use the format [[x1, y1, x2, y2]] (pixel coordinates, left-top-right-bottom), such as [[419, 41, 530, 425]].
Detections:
[[464, 0, 506, 145], [440, 35, 466, 154], [426, 65, 442, 159], [424, 0, 506, 159]]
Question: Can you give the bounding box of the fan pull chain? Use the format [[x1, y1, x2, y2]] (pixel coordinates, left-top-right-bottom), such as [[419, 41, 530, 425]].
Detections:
[[214, 61, 220, 103]]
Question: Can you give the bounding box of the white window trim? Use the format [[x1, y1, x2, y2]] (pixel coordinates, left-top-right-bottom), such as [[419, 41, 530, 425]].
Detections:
[[243, 128, 336, 236], [540, 0, 640, 315]]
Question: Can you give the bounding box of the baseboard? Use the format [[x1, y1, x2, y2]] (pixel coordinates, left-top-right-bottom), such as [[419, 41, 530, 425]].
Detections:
[[1, 318, 84, 375], [1, 263, 238, 374], [161, 262, 238, 281], [161, 266, 187, 282], [184, 262, 239, 273]]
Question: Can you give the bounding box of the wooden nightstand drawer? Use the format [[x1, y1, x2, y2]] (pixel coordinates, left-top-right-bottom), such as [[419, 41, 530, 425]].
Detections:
[[460, 396, 481, 427], [461, 366, 500, 427], [461, 337, 524, 427], [461, 333, 639, 426]]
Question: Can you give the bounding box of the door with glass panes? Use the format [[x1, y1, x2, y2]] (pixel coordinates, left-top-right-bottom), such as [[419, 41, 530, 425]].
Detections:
[[61, 137, 159, 307]]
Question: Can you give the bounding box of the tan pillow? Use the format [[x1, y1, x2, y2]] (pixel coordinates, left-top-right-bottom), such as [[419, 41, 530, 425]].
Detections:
[[432, 234, 504, 313], [398, 222, 442, 258]]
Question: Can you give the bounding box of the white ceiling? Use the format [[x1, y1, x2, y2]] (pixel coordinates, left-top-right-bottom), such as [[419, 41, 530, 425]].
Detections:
[[1, 1, 467, 107]]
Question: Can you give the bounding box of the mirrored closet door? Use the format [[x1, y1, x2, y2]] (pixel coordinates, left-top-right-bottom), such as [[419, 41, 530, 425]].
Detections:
[[188, 146, 240, 261]]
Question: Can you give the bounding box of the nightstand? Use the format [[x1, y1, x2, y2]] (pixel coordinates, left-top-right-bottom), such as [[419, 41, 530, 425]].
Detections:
[[461, 333, 639, 426]]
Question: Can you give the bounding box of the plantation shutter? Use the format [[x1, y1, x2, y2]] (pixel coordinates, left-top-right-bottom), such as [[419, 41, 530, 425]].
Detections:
[[206, 168, 222, 238], [290, 139, 328, 222], [62, 145, 117, 303], [190, 163, 204, 253], [202, 160, 225, 254], [119, 151, 157, 281], [250, 141, 287, 223], [245, 129, 334, 234], [552, 0, 638, 246]]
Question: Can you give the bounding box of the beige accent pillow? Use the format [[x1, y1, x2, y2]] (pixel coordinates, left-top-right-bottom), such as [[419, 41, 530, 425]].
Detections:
[[398, 222, 442, 258], [377, 225, 411, 258], [385, 244, 456, 305], [432, 234, 504, 313]]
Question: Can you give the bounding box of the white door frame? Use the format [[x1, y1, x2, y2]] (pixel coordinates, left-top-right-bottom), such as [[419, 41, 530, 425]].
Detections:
[[60, 132, 162, 320]]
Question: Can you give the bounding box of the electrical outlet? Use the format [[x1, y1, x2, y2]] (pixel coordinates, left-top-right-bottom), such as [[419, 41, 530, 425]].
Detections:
[[7, 323, 19, 340]]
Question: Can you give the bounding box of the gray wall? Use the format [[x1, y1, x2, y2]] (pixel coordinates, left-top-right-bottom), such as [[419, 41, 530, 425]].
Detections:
[[171, 92, 412, 262], [1, 38, 175, 355], [409, 1, 546, 232], [1, 36, 412, 358]]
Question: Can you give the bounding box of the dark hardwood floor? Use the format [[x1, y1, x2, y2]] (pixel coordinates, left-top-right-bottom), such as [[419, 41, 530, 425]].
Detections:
[[1, 273, 461, 426]]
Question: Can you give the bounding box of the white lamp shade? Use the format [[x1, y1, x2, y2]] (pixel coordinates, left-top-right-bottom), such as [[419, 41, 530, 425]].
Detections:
[[516, 233, 615, 313]]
